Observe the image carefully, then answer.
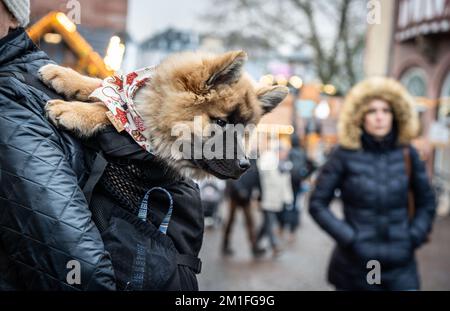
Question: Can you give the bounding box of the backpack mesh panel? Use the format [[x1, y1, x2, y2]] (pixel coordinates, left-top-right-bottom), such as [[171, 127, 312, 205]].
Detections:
[[99, 161, 155, 215]]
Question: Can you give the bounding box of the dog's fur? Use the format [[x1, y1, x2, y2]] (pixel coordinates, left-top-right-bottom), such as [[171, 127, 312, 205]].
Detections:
[[39, 51, 289, 179]]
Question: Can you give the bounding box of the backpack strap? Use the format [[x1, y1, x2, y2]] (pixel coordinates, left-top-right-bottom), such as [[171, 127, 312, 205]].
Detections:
[[23, 72, 63, 99], [0, 71, 24, 80], [177, 254, 202, 274], [0, 70, 63, 99], [138, 187, 173, 235], [82, 151, 108, 205]]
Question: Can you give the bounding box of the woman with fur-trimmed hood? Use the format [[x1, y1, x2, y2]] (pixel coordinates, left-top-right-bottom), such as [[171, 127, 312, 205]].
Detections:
[[309, 77, 436, 290]]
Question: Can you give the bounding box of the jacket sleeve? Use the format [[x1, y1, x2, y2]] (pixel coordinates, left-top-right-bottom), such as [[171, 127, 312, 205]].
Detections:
[[308, 148, 356, 247], [409, 146, 436, 248], [0, 82, 116, 290]]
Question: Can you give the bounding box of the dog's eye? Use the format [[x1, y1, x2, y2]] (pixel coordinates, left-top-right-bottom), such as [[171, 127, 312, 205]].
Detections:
[[213, 118, 227, 127]]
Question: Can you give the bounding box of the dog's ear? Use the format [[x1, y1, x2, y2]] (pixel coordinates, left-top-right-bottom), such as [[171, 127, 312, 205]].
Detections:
[[257, 86, 289, 114], [206, 51, 247, 88]]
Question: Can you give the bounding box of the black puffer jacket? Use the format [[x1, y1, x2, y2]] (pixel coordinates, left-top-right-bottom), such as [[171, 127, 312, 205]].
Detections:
[[309, 77, 436, 290], [0, 28, 116, 290]]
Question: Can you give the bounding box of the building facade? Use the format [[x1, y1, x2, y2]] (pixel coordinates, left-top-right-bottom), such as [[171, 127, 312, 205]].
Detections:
[[30, 0, 128, 70], [391, 0, 450, 98], [366, 0, 450, 214]]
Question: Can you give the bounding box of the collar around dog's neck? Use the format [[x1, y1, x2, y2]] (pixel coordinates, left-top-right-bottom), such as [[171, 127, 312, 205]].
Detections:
[[89, 67, 155, 154]]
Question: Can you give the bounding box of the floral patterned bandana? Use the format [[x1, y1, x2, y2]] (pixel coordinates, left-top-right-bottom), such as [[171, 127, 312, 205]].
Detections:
[[89, 67, 155, 153]]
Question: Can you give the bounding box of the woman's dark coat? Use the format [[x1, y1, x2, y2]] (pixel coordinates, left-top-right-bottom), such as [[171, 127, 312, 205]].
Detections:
[[309, 77, 436, 290]]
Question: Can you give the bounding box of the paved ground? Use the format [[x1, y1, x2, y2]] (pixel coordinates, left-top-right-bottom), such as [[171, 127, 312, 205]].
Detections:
[[197, 197, 450, 291]]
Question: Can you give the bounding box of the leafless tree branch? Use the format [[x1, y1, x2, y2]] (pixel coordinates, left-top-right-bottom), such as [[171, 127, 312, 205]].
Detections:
[[202, 0, 366, 90]]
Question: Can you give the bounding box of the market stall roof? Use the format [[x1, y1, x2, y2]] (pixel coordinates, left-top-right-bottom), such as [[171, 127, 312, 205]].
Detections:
[[27, 11, 113, 78]]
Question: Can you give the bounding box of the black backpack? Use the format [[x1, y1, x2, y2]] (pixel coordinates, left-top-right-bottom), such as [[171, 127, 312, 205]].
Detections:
[[82, 135, 203, 291], [1, 70, 203, 291]]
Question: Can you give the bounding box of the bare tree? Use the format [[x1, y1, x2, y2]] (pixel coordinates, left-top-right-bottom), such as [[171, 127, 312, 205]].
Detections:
[[202, 0, 367, 91]]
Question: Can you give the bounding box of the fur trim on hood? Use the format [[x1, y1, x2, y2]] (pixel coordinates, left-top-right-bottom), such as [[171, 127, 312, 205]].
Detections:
[[337, 77, 420, 150]]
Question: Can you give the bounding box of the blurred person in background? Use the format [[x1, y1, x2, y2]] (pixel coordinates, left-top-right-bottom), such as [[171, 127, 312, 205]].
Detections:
[[278, 135, 314, 242], [309, 77, 436, 291], [256, 145, 294, 258], [198, 178, 226, 228], [222, 159, 265, 258]]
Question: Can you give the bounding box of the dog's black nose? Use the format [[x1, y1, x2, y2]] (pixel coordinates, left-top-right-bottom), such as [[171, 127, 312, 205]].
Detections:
[[238, 158, 251, 171]]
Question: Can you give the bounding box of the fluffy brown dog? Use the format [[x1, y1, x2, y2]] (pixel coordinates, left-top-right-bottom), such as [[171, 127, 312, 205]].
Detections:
[[39, 51, 288, 179]]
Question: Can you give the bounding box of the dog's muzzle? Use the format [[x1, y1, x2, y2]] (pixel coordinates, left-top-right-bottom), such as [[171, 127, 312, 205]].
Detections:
[[187, 127, 252, 179], [194, 157, 251, 180]]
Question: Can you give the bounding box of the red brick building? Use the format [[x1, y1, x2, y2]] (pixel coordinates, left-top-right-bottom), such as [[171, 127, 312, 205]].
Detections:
[[31, 0, 127, 32], [365, 0, 450, 215], [29, 0, 128, 69], [391, 0, 450, 99]]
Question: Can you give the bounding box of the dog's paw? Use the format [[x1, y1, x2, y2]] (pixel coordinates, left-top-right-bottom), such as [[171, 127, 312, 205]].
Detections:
[[39, 64, 87, 100], [45, 99, 85, 135], [45, 99, 72, 127], [39, 64, 71, 95], [45, 100, 105, 137], [39, 64, 102, 101]]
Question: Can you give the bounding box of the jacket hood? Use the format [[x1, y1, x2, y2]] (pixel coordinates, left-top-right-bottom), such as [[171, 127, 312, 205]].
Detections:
[[337, 77, 420, 150]]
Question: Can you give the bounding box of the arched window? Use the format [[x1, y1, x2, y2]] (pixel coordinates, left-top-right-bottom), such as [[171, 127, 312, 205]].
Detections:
[[441, 71, 450, 98], [400, 67, 428, 97], [434, 71, 450, 182]]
